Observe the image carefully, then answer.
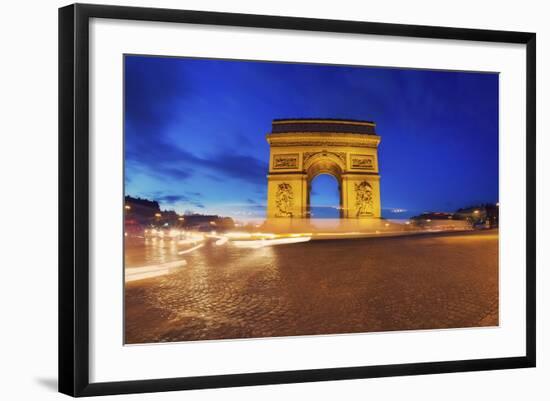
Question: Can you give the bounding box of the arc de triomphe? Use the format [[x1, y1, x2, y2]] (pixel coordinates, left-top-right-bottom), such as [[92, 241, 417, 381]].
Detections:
[[266, 119, 381, 220]]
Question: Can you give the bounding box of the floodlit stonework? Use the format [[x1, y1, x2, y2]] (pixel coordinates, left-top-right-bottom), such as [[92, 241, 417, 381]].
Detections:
[[266, 119, 382, 219]]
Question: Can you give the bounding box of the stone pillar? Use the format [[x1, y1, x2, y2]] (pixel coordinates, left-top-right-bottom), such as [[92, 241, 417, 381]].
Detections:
[[344, 174, 381, 218], [341, 175, 350, 218], [266, 173, 307, 219]]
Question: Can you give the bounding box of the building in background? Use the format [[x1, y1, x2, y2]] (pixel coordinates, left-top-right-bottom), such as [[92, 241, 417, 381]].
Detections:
[[411, 203, 499, 229], [124, 195, 234, 235], [454, 204, 499, 228]]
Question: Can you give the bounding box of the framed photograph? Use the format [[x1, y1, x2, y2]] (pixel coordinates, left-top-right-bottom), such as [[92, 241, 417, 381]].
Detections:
[[59, 3, 536, 397]]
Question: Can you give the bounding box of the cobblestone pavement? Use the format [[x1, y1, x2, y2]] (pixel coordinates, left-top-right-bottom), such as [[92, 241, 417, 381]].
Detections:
[[124, 230, 498, 344]]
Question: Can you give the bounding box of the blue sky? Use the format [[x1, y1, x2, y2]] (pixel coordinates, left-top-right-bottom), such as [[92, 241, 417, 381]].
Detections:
[[124, 55, 498, 219]]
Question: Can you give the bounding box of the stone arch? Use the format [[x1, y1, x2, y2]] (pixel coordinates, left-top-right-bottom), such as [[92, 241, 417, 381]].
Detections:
[[303, 151, 346, 180], [265, 119, 382, 219]]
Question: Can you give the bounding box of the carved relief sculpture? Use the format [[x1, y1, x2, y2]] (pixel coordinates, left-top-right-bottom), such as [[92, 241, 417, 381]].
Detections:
[[355, 181, 373, 217], [351, 154, 375, 170], [303, 151, 347, 167], [275, 183, 294, 217], [273, 154, 299, 169]]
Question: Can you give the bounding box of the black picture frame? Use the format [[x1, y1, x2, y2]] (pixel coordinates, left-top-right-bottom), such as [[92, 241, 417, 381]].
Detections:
[[59, 3, 536, 397]]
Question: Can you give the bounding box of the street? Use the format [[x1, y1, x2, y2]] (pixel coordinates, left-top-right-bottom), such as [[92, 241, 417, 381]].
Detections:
[[125, 230, 498, 344]]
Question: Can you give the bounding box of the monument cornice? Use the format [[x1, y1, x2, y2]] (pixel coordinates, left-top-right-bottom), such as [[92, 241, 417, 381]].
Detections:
[[270, 118, 377, 135], [266, 132, 381, 148], [272, 119, 375, 126], [342, 172, 381, 179]]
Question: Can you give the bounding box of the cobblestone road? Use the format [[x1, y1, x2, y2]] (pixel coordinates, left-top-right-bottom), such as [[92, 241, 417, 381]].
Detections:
[[125, 230, 498, 344]]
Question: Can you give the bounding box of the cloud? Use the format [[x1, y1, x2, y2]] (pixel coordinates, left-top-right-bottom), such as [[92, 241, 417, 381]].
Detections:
[[233, 132, 253, 148], [204, 173, 224, 182], [159, 168, 193, 181], [126, 137, 267, 186], [156, 194, 190, 203], [124, 57, 198, 185], [207, 153, 268, 185], [125, 56, 192, 128], [124, 56, 269, 190]]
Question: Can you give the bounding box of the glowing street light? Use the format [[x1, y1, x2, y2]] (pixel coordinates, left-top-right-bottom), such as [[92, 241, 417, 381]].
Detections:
[[155, 213, 162, 218], [124, 205, 131, 210]]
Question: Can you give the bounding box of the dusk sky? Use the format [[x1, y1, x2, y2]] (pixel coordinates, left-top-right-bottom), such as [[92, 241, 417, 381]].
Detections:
[[124, 55, 499, 220]]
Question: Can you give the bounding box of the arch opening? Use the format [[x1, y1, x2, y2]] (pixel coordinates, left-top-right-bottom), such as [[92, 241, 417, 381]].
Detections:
[[304, 153, 345, 181], [305, 156, 344, 219], [308, 174, 342, 219]]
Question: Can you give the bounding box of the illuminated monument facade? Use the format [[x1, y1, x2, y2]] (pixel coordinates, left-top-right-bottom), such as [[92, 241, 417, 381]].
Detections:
[[266, 119, 382, 220]]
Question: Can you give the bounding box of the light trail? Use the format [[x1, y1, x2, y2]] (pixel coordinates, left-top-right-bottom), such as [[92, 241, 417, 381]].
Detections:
[[231, 236, 311, 249], [215, 237, 228, 246], [125, 260, 187, 283], [177, 243, 205, 255]]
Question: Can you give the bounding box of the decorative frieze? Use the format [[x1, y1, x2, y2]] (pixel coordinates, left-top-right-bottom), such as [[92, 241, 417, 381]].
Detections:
[[303, 151, 347, 167], [273, 154, 299, 169], [351, 154, 375, 170]]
